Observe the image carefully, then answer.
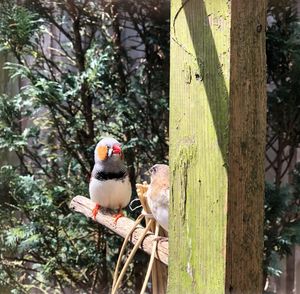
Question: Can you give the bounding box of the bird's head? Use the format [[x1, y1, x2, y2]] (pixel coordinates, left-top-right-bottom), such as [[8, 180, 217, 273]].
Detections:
[[94, 137, 124, 163], [149, 164, 169, 184]]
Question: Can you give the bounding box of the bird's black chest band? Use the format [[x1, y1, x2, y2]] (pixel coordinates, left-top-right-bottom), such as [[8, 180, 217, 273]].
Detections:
[[95, 170, 127, 181]]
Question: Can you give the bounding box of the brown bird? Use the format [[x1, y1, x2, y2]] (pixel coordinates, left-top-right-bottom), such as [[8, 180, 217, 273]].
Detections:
[[146, 164, 169, 232]]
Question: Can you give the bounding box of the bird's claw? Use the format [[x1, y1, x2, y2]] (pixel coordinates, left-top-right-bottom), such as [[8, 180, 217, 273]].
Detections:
[[113, 211, 124, 224], [92, 203, 100, 220]]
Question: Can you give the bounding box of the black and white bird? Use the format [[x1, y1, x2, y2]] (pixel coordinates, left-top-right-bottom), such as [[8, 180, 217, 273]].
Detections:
[[89, 137, 132, 222]]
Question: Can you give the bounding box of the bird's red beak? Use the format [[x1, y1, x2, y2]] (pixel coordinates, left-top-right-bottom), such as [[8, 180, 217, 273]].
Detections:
[[112, 144, 122, 155]]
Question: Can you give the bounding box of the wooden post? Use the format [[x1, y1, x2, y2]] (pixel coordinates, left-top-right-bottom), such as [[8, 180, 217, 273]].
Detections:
[[169, 1, 266, 293]]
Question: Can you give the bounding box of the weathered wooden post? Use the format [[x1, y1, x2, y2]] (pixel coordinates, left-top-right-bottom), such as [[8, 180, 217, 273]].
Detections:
[[169, 1, 266, 293]]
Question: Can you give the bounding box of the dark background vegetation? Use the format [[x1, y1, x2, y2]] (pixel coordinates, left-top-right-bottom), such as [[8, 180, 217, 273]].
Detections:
[[264, 0, 300, 290], [0, 0, 299, 293], [0, 1, 169, 293]]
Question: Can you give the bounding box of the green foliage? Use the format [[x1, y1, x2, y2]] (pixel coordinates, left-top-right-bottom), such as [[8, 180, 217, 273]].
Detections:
[[264, 177, 300, 279], [266, 0, 300, 181], [0, 1, 41, 58], [0, 165, 111, 293], [264, 1, 300, 289], [267, 2, 300, 138], [0, 0, 169, 292]]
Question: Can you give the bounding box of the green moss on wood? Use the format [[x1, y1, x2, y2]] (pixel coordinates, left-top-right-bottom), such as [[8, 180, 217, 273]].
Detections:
[[169, 0, 266, 293], [169, 0, 230, 293]]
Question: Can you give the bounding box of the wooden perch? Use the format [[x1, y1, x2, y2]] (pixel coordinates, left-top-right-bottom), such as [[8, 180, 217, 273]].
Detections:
[[70, 195, 168, 266]]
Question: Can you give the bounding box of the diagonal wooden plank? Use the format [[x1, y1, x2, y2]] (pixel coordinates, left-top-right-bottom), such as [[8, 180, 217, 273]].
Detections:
[[69, 195, 168, 266]]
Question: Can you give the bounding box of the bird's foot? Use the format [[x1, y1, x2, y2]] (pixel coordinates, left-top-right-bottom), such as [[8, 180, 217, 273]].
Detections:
[[113, 210, 124, 224], [92, 203, 101, 220]]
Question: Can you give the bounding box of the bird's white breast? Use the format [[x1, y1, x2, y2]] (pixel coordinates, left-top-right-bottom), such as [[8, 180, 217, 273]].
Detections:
[[89, 177, 131, 209], [147, 193, 169, 232]]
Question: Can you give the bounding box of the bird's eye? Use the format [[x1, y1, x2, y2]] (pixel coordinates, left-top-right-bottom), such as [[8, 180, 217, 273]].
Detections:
[[150, 166, 157, 174]]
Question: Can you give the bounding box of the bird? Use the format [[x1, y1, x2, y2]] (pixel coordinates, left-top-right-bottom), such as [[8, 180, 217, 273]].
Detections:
[[146, 164, 169, 232], [89, 137, 132, 223]]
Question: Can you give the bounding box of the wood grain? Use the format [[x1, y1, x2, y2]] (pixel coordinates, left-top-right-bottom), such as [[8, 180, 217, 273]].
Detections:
[[169, 0, 266, 293], [169, 0, 230, 292], [226, 0, 266, 293]]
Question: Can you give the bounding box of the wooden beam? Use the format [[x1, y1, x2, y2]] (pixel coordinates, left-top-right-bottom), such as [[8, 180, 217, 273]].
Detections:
[[169, 0, 266, 293], [69, 196, 168, 266], [227, 1, 266, 293]]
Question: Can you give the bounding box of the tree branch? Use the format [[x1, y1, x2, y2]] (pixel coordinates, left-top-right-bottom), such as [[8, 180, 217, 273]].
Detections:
[[69, 196, 168, 266]]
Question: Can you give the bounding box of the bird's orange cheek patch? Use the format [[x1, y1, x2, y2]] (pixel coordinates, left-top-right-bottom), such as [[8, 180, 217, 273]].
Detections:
[[97, 146, 108, 161]]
